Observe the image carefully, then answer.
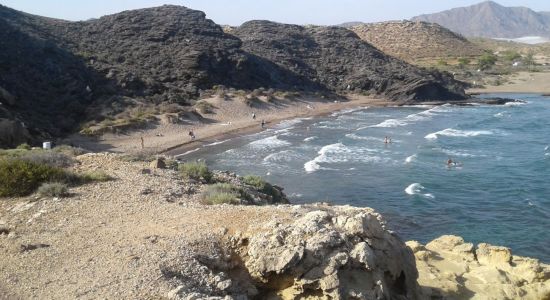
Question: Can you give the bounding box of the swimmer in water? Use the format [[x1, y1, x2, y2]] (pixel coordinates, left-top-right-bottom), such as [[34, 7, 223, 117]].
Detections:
[[447, 158, 454, 166]]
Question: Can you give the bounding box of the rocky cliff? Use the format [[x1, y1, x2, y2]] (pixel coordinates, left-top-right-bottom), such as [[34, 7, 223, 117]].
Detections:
[[351, 21, 483, 64], [0, 5, 468, 148], [233, 21, 467, 102]]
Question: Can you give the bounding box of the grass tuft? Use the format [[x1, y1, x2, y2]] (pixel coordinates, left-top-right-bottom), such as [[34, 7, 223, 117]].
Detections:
[[37, 182, 69, 197], [178, 161, 212, 182], [201, 183, 241, 205]]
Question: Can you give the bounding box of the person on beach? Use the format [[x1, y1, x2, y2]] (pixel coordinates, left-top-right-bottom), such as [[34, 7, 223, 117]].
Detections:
[[140, 136, 144, 149], [252, 112, 256, 120], [261, 120, 266, 128], [189, 130, 196, 141]]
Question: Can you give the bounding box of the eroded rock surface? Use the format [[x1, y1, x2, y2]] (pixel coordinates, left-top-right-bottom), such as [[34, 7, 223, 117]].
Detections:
[[168, 206, 420, 299], [408, 235, 550, 300]]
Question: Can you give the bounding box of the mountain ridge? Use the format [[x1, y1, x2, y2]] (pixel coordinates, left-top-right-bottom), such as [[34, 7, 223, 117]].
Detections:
[[412, 1, 550, 38]]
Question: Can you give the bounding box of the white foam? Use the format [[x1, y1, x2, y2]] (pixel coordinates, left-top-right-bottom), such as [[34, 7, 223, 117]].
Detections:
[[504, 101, 527, 107], [425, 128, 494, 140], [263, 150, 299, 163], [204, 139, 230, 147], [405, 183, 435, 199], [304, 160, 321, 173], [304, 136, 318, 142], [249, 136, 291, 149], [544, 146, 549, 151], [174, 148, 200, 158], [304, 142, 389, 173], [304, 143, 348, 173], [369, 106, 443, 128], [405, 154, 417, 164], [345, 133, 382, 142], [331, 107, 368, 116]]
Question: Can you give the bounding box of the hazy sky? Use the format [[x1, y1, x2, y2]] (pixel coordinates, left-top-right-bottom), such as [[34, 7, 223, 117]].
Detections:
[[1, 0, 550, 25]]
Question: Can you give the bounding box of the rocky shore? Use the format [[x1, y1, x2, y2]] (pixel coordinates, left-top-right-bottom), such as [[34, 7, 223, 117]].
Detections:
[[1, 153, 548, 299]]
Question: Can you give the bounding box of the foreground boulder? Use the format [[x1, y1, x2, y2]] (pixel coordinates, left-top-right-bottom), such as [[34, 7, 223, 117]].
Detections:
[[407, 235, 550, 299], [165, 206, 420, 299]]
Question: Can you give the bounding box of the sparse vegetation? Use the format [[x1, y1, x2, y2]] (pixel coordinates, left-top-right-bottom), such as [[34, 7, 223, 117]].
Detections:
[[20, 151, 75, 168], [243, 175, 284, 203], [37, 182, 69, 197], [201, 183, 242, 205], [194, 101, 215, 114], [178, 161, 212, 182], [79, 170, 113, 183], [0, 159, 73, 197], [16, 143, 31, 150], [478, 52, 497, 70]]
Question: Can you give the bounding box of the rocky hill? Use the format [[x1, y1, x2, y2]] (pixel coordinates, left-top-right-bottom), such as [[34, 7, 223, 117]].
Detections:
[[233, 21, 467, 101], [0, 5, 468, 148], [412, 1, 550, 38], [351, 21, 484, 64]]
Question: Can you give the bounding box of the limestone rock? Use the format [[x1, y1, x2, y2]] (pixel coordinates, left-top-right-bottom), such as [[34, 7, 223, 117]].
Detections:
[[150, 158, 166, 169], [410, 235, 550, 300], [241, 207, 420, 299]]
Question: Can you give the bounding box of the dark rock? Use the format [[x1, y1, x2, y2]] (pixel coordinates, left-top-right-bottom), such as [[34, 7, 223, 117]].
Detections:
[[233, 21, 468, 102], [20, 243, 50, 252], [149, 158, 166, 169]]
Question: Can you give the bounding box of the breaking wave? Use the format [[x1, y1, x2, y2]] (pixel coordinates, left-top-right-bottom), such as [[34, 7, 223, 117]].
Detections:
[[425, 128, 494, 140]]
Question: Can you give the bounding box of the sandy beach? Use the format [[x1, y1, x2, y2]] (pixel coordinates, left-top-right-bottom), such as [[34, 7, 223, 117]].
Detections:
[[66, 95, 393, 155], [468, 71, 550, 94]]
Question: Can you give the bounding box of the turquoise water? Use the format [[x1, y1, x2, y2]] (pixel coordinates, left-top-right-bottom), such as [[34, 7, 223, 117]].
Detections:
[[183, 94, 550, 262]]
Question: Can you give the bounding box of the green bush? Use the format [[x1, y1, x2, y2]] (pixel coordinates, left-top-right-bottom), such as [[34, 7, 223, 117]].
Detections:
[[243, 175, 267, 190], [201, 183, 241, 205], [0, 159, 72, 197], [16, 143, 31, 150], [243, 175, 284, 203], [20, 151, 75, 168], [37, 182, 68, 197], [478, 52, 497, 70], [179, 161, 212, 182], [79, 170, 113, 183]]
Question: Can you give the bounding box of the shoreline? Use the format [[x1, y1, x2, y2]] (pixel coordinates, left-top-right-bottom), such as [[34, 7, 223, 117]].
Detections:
[[68, 95, 394, 155]]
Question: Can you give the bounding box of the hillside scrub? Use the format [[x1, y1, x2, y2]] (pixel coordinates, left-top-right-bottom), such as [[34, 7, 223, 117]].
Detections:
[[37, 182, 69, 197], [243, 175, 285, 203], [179, 161, 212, 182], [201, 183, 242, 205], [0, 159, 74, 197]]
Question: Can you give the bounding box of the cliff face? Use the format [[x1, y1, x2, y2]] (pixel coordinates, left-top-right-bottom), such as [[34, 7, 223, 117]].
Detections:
[[233, 21, 468, 102], [0, 5, 468, 148], [351, 21, 484, 63]]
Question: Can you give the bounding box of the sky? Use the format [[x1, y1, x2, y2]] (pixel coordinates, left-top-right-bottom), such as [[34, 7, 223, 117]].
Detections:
[[1, 0, 550, 25]]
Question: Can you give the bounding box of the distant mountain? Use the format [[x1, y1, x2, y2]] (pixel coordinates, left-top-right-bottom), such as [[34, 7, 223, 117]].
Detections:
[[0, 5, 467, 147], [336, 21, 365, 28], [351, 21, 483, 63], [412, 1, 550, 38]]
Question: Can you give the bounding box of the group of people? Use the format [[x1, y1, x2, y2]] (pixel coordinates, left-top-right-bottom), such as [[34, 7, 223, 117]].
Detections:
[[384, 136, 392, 144]]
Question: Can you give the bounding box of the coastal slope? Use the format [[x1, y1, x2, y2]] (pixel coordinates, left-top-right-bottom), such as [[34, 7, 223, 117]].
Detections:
[[0, 153, 548, 299], [351, 21, 483, 64]]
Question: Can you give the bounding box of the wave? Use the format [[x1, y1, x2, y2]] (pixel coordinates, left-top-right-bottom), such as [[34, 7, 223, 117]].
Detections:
[[345, 133, 382, 142], [304, 136, 318, 142], [174, 148, 200, 158], [405, 183, 435, 199], [331, 107, 367, 116], [504, 101, 527, 107], [263, 150, 300, 163], [204, 139, 231, 147], [425, 128, 494, 140], [304, 142, 389, 173], [368, 106, 444, 128], [249, 136, 291, 149], [405, 154, 417, 164]]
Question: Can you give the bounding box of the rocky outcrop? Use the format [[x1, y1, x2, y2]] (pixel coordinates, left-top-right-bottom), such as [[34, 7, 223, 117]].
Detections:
[[407, 235, 550, 299], [233, 21, 468, 101], [351, 21, 483, 63], [165, 206, 420, 299]]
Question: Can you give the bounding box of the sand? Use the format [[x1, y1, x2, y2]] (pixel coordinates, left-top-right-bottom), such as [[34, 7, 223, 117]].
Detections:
[[66, 95, 392, 155], [468, 71, 550, 94]]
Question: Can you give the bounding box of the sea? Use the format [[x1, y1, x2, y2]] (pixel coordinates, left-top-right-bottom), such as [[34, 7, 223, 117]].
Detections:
[[181, 93, 550, 262]]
